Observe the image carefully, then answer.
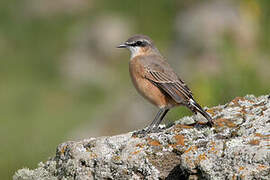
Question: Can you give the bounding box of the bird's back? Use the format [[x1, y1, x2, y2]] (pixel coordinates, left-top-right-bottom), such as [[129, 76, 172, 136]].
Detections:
[[139, 54, 193, 100], [139, 54, 178, 79]]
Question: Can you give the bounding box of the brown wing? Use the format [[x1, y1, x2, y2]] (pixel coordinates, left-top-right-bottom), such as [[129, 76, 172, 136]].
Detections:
[[143, 55, 193, 103]]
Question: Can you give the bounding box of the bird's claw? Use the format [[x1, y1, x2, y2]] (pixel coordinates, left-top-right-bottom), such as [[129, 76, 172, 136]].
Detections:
[[194, 120, 214, 128], [132, 126, 163, 137]]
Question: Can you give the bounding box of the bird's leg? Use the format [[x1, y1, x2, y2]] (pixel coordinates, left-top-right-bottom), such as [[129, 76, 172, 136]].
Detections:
[[147, 108, 164, 129], [136, 109, 164, 135], [145, 107, 169, 133], [133, 108, 167, 136], [151, 108, 169, 132]]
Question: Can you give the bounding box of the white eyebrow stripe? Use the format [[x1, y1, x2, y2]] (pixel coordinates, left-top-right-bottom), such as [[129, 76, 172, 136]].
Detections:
[[126, 41, 135, 45], [143, 40, 150, 44]]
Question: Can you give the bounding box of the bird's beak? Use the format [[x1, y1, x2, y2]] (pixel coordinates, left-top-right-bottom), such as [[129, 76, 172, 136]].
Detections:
[[117, 43, 127, 48]]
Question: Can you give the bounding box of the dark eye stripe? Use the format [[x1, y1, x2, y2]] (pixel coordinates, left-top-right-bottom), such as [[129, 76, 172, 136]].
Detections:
[[128, 40, 146, 47], [128, 42, 136, 47], [136, 41, 142, 46]]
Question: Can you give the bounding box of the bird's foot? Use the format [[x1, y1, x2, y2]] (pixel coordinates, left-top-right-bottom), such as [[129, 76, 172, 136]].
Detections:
[[132, 125, 164, 137], [194, 120, 214, 128], [206, 120, 214, 127], [132, 129, 148, 137]]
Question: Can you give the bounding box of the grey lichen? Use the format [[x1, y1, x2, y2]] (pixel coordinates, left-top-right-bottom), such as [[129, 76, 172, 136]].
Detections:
[[14, 95, 270, 180]]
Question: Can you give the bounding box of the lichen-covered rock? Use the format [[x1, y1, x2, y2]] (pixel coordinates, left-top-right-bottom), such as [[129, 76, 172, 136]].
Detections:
[[14, 95, 270, 180]]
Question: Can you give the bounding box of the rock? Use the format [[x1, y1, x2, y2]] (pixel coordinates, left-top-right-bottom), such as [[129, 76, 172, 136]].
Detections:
[[14, 95, 270, 180]]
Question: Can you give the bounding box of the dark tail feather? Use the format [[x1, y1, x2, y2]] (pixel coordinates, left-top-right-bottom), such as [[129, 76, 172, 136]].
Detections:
[[189, 99, 213, 124]]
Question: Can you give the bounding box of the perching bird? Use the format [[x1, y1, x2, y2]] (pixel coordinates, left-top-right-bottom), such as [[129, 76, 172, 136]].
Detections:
[[117, 34, 213, 134]]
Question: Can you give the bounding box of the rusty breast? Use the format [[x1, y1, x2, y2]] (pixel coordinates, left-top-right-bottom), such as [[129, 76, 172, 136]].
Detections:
[[129, 56, 177, 108]]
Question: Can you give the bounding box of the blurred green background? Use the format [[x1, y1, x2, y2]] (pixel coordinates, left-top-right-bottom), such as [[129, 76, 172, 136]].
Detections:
[[1, 0, 269, 179]]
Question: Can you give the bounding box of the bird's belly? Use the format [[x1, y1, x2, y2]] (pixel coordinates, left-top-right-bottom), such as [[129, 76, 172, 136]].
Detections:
[[129, 64, 176, 108]]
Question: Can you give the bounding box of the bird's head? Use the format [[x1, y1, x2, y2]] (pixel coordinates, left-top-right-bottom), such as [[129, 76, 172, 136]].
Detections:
[[117, 34, 158, 58]]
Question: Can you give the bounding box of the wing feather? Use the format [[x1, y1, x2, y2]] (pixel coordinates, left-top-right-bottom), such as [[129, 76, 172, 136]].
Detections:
[[139, 54, 212, 122], [145, 69, 193, 103]]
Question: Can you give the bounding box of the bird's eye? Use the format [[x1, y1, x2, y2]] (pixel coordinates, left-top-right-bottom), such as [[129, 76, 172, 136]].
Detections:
[[136, 41, 143, 46]]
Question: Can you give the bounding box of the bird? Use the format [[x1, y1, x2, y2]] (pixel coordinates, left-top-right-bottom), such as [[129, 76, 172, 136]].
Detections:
[[117, 34, 213, 134]]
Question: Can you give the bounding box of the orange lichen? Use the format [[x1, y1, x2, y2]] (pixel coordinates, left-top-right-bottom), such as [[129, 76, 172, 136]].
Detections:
[[248, 139, 260, 145], [112, 156, 121, 161], [210, 141, 216, 146], [224, 120, 237, 128], [184, 147, 193, 153], [207, 141, 219, 154], [254, 133, 270, 138], [208, 146, 218, 154], [258, 164, 267, 169], [198, 153, 207, 161], [215, 118, 225, 127], [215, 118, 237, 128], [206, 107, 222, 116], [239, 166, 244, 171], [184, 146, 198, 154], [173, 124, 193, 133], [239, 108, 247, 114], [168, 134, 185, 149], [147, 138, 161, 146], [174, 134, 185, 146], [132, 150, 140, 155], [90, 153, 97, 158], [185, 156, 192, 166], [254, 102, 265, 107], [60, 145, 67, 154], [231, 97, 245, 106], [175, 124, 193, 129], [135, 143, 144, 148], [197, 121, 212, 125], [206, 109, 216, 116], [185, 155, 198, 168]]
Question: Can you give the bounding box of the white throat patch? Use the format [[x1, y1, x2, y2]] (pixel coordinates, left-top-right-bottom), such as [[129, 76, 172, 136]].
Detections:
[[128, 46, 141, 59]]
